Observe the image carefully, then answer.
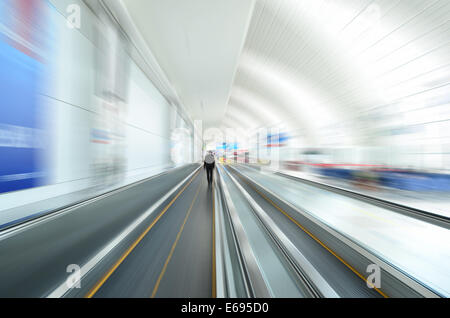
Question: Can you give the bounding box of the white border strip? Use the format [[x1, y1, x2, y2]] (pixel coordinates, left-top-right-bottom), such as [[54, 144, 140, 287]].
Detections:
[[213, 176, 226, 298]]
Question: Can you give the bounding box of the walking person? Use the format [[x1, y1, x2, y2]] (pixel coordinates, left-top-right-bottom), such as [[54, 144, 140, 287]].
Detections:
[[204, 151, 215, 185]]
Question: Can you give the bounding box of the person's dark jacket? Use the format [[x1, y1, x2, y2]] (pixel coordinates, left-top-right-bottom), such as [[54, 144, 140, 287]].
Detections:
[[204, 161, 215, 170]]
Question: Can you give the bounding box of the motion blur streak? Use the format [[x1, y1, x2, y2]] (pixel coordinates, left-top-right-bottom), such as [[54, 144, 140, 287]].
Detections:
[[0, 0, 50, 195], [0, 0, 449, 299], [0, 0, 197, 218]]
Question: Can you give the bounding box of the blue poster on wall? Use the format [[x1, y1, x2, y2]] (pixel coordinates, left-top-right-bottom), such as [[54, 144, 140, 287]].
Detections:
[[0, 0, 49, 194]]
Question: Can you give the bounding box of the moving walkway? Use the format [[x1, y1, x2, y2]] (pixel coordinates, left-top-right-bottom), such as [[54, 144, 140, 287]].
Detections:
[[0, 164, 445, 298]]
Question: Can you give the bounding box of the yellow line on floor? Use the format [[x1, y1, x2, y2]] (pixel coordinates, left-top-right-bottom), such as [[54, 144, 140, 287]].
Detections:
[[84, 169, 201, 298], [150, 177, 203, 298]]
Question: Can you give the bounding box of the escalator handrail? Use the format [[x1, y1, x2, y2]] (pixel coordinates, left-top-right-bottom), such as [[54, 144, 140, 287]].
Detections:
[[216, 165, 271, 298]]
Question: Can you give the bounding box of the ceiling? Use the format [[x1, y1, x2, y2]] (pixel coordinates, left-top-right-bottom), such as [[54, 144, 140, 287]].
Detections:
[[224, 0, 450, 146], [121, 0, 255, 128], [120, 0, 450, 147]]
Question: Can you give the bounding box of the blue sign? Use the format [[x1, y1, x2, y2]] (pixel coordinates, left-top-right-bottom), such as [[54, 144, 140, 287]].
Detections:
[[216, 142, 238, 150], [0, 0, 49, 194], [266, 132, 289, 146]]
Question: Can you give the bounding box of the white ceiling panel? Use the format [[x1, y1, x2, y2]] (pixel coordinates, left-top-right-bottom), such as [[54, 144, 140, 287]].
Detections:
[[121, 0, 255, 128], [119, 0, 449, 146], [224, 0, 450, 146]]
